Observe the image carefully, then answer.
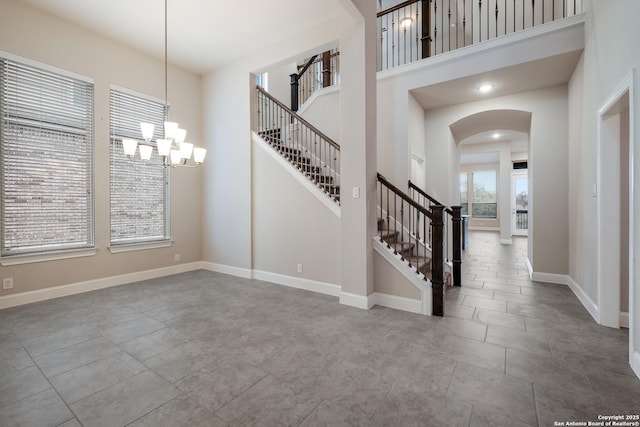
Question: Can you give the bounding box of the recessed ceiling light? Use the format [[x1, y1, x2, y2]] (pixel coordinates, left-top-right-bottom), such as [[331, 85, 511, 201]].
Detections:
[[478, 84, 493, 93], [493, 133, 500, 139]]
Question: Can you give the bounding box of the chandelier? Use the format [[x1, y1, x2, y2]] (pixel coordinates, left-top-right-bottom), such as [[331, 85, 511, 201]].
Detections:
[[122, 0, 206, 167]]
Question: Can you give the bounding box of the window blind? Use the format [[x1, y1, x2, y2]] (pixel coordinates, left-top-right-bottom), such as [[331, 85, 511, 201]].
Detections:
[[0, 57, 94, 256], [109, 88, 169, 245]]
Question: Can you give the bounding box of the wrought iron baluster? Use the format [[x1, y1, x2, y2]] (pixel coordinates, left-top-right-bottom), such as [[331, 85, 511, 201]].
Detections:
[[531, 0, 535, 27], [479, 0, 482, 42], [495, 1, 499, 38], [448, 0, 451, 52], [434, 0, 438, 54], [463, 0, 467, 46]]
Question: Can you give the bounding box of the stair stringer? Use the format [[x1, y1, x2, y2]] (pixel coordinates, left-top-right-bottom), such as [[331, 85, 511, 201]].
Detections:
[[378, 207, 453, 277], [373, 238, 432, 315], [253, 132, 340, 217]]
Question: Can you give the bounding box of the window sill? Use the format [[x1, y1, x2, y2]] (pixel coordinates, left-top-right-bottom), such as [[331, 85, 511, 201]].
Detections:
[[108, 240, 173, 254], [0, 248, 98, 266]]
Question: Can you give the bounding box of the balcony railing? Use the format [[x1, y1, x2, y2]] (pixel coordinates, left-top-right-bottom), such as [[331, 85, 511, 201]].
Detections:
[[377, 0, 583, 71], [290, 49, 340, 112]]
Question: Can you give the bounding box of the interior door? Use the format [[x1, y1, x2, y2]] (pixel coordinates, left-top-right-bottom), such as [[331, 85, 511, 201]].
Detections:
[[512, 172, 528, 236]]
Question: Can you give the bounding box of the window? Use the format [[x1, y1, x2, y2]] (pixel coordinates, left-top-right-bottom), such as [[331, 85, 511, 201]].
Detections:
[[471, 170, 497, 218], [0, 56, 94, 256], [109, 88, 169, 245], [459, 172, 468, 215]]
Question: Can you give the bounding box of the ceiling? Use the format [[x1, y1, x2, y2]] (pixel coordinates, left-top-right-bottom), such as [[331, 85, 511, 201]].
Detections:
[[410, 50, 583, 111], [19, 0, 342, 75]]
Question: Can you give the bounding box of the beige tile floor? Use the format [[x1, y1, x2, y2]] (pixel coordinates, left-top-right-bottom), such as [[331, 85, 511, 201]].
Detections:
[[0, 231, 638, 426]]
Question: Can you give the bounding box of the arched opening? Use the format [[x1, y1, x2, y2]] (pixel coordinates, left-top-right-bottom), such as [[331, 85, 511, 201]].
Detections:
[[450, 110, 532, 255]]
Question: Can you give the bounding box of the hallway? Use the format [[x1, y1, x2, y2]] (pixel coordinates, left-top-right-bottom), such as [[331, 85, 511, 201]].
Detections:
[[444, 230, 640, 422]]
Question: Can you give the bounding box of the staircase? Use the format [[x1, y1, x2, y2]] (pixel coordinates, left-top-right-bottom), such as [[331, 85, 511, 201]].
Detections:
[[255, 86, 455, 316], [256, 86, 340, 205], [377, 210, 451, 286], [260, 133, 340, 203], [378, 217, 431, 278]]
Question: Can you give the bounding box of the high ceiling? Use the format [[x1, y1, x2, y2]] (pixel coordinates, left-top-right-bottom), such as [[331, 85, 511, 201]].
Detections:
[[410, 50, 583, 111], [19, 0, 342, 75]]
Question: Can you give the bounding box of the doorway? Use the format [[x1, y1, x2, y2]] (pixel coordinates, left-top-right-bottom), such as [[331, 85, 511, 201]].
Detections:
[[511, 171, 528, 237], [596, 71, 638, 378]]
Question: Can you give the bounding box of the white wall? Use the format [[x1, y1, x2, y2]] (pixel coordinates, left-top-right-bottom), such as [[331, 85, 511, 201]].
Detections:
[[252, 140, 340, 285], [568, 0, 640, 373], [408, 93, 426, 188], [0, 0, 202, 297], [299, 87, 341, 142], [266, 61, 297, 106], [201, 19, 341, 274], [423, 86, 569, 275]]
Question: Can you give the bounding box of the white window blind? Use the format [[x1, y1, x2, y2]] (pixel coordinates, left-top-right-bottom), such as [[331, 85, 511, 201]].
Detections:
[[109, 88, 169, 245], [0, 57, 95, 256]]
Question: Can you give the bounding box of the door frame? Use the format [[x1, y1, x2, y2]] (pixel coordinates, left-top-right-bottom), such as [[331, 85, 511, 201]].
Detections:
[[596, 70, 638, 378], [511, 170, 528, 237]]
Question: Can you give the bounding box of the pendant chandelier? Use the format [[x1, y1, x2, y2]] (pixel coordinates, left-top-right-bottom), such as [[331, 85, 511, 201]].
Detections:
[[122, 0, 206, 167]]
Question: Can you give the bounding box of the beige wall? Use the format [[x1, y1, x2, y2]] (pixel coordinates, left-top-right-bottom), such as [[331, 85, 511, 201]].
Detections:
[[0, 0, 202, 296], [252, 140, 340, 284]]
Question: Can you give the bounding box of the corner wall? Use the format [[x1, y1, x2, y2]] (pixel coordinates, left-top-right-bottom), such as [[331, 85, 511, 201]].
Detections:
[[568, 0, 640, 375]]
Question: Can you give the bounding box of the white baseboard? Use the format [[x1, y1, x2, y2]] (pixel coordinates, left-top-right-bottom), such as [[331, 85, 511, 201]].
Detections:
[[252, 270, 340, 297], [620, 312, 629, 328], [499, 239, 513, 245], [0, 257, 430, 318], [370, 292, 423, 314], [525, 258, 533, 279], [200, 262, 252, 279], [0, 262, 203, 310], [567, 275, 599, 323], [631, 349, 640, 380], [339, 291, 372, 310], [531, 272, 569, 285], [372, 239, 432, 315]]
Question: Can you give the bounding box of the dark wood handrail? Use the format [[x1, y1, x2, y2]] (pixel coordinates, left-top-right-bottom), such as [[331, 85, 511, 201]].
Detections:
[[408, 180, 453, 215], [256, 86, 340, 150], [377, 0, 421, 17], [296, 54, 318, 79], [378, 173, 433, 219]]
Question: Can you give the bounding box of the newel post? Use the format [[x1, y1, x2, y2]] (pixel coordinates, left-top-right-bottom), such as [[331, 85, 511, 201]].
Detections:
[[421, 0, 432, 58], [451, 206, 463, 287], [289, 73, 299, 112], [431, 204, 446, 316], [322, 50, 331, 88]]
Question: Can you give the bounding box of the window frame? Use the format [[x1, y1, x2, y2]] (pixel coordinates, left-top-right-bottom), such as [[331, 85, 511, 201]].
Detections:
[[109, 85, 171, 248], [471, 170, 498, 219], [0, 52, 96, 263]]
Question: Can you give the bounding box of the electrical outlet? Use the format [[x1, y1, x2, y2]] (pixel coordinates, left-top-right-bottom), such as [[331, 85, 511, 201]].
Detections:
[[352, 186, 360, 199], [174, 253, 181, 262], [3, 278, 13, 290], [297, 264, 303, 274]]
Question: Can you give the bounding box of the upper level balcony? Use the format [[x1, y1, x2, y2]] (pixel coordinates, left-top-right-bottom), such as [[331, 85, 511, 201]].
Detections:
[[377, 0, 584, 71]]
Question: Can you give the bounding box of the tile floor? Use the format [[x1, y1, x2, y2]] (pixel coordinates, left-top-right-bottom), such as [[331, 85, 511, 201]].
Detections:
[[0, 231, 639, 426]]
